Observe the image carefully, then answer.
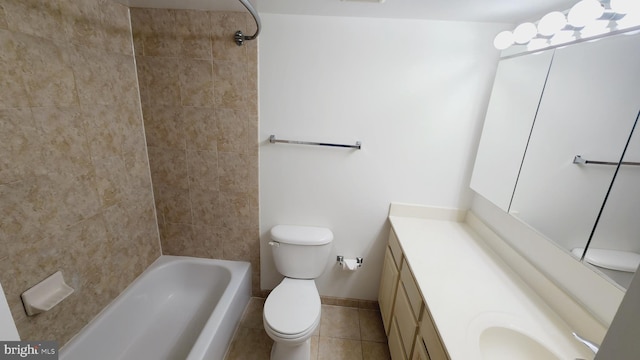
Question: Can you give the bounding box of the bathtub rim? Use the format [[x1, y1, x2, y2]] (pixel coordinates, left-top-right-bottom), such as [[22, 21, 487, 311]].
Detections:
[[60, 255, 252, 360]]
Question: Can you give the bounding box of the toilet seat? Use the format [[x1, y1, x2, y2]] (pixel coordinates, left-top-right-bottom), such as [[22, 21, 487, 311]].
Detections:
[[264, 278, 320, 339]]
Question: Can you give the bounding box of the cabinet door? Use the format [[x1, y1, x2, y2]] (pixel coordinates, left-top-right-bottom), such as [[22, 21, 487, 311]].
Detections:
[[470, 50, 554, 211], [420, 307, 449, 360], [388, 318, 407, 360], [412, 336, 431, 360], [379, 247, 399, 334], [395, 284, 418, 358]]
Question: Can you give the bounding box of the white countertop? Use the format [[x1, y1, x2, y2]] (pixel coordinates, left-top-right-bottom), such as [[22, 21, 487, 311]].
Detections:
[[388, 213, 593, 360]]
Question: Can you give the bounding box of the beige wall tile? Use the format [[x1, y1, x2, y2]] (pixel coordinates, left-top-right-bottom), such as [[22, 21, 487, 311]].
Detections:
[[0, 108, 41, 185], [154, 185, 192, 224], [211, 12, 248, 62], [32, 106, 91, 176], [176, 10, 212, 59], [59, 0, 105, 50], [159, 222, 193, 255], [143, 105, 186, 149], [17, 35, 78, 107], [183, 107, 217, 151], [2, 0, 67, 42], [187, 149, 218, 190], [1, 0, 160, 346], [216, 107, 249, 153], [132, 9, 259, 296], [192, 224, 224, 258], [0, 30, 30, 109], [141, 56, 182, 107], [213, 60, 247, 109], [0, 4, 7, 29], [218, 190, 256, 229], [93, 155, 130, 208], [189, 186, 222, 227], [70, 46, 139, 106], [99, 1, 133, 56], [138, 8, 180, 58], [218, 152, 251, 192], [179, 58, 214, 107], [147, 146, 189, 190]]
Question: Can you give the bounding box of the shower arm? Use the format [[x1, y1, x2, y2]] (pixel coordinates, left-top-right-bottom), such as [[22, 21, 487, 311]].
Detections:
[[234, 0, 261, 46]]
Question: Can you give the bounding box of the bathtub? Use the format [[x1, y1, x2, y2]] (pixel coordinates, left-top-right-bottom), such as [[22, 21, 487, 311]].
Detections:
[[60, 256, 251, 360]]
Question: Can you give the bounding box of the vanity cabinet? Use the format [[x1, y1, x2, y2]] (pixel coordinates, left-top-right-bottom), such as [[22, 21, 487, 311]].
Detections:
[[379, 230, 402, 334], [379, 229, 449, 360]]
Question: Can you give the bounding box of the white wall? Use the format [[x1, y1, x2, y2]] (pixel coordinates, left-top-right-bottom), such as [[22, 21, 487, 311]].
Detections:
[[259, 13, 507, 300]]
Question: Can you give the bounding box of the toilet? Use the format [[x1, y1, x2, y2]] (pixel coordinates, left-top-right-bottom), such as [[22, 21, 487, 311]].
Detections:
[[263, 225, 333, 360], [572, 248, 640, 288]]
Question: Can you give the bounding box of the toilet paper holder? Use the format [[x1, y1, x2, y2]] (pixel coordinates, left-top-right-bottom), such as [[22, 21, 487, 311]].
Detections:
[[336, 255, 363, 268]]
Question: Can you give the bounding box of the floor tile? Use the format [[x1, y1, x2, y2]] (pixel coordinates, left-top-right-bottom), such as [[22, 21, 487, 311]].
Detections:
[[359, 309, 386, 343], [320, 305, 361, 340], [362, 341, 391, 360], [240, 297, 265, 329], [225, 327, 273, 360], [317, 337, 363, 360], [225, 300, 391, 360], [310, 335, 319, 360]]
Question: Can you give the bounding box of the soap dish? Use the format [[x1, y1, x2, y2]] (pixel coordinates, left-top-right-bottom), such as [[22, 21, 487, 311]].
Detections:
[[21, 271, 74, 316]]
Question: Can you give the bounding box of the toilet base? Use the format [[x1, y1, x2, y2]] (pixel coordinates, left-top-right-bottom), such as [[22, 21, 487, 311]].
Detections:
[[270, 338, 311, 360]]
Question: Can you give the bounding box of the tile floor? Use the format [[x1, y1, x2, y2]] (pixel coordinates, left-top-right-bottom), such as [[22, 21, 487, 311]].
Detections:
[[225, 298, 391, 360]]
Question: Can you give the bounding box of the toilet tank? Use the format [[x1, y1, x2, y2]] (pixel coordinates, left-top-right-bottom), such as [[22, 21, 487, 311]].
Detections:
[[270, 225, 333, 279]]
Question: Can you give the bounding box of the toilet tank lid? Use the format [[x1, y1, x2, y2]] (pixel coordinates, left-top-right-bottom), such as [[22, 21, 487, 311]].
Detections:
[[573, 248, 640, 272], [270, 225, 333, 245]]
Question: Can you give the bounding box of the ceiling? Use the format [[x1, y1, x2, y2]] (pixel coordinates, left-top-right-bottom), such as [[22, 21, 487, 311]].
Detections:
[[119, 0, 580, 24]]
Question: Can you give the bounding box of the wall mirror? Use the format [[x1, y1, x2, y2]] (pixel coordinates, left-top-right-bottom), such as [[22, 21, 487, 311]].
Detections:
[[472, 30, 640, 289], [582, 116, 640, 289]]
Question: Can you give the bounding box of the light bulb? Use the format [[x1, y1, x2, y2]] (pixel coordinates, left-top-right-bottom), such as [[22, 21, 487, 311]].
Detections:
[[550, 30, 576, 46], [513, 22, 537, 44], [580, 20, 610, 38], [610, 0, 640, 14], [527, 38, 549, 52], [493, 31, 514, 50], [568, 0, 605, 27], [538, 11, 567, 36], [616, 11, 640, 29]]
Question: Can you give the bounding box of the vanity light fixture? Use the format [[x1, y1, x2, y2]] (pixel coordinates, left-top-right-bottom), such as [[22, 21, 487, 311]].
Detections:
[[493, 30, 515, 50], [538, 11, 568, 36], [568, 0, 604, 27], [610, 0, 639, 14], [493, 0, 640, 50], [513, 22, 538, 44]]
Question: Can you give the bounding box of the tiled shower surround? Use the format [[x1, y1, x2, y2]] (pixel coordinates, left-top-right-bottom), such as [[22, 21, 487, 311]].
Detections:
[[0, 0, 258, 346], [130, 8, 260, 295]]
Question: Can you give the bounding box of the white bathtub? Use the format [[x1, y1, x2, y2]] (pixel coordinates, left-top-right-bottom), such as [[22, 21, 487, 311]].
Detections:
[[60, 256, 251, 360]]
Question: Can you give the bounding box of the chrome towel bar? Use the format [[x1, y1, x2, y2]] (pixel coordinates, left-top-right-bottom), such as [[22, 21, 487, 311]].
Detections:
[[269, 135, 362, 150], [573, 155, 640, 167]]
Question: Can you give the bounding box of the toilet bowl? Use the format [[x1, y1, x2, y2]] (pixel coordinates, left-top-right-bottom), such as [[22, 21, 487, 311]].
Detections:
[[263, 278, 321, 359], [264, 225, 333, 360], [572, 247, 640, 288]]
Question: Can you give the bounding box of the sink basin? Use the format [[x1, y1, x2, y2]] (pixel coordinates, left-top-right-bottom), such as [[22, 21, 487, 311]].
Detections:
[[479, 326, 561, 360], [466, 312, 593, 360]]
